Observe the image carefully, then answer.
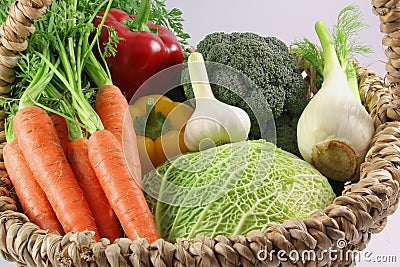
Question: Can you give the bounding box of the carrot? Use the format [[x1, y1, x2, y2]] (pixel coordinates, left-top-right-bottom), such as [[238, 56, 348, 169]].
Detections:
[[67, 138, 122, 242], [95, 85, 142, 182], [13, 106, 100, 240], [48, 112, 69, 154], [3, 140, 64, 234], [88, 129, 160, 243]]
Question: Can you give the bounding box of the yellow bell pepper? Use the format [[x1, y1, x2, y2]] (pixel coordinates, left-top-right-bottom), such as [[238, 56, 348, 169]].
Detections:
[[129, 94, 194, 173]]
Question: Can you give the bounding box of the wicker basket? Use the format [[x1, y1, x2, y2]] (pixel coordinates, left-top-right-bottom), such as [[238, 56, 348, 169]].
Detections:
[[0, 0, 399, 266]]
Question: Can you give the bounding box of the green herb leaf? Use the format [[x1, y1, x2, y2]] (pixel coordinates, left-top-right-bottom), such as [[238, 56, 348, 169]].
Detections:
[[333, 4, 373, 69], [112, 0, 190, 45], [291, 4, 372, 92], [102, 25, 124, 58]]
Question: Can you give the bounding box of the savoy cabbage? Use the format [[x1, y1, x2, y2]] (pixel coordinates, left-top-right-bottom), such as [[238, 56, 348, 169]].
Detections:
[[143, 140, 335, 242]]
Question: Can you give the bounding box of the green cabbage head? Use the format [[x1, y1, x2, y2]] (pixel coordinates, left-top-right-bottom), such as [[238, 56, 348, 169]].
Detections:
[[143, 140, 335, 242]]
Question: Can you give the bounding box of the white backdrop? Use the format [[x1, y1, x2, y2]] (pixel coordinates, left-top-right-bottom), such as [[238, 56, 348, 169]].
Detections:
[[0, 1, 398, 266], [166, 0, 386, 77]]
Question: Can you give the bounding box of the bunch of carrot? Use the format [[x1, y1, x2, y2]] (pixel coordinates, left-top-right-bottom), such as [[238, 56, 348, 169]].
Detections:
[[3, 85, 160, 243]]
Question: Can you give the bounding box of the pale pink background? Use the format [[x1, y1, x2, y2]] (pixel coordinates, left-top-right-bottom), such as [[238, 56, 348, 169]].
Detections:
[[0, 1, 398, 266]]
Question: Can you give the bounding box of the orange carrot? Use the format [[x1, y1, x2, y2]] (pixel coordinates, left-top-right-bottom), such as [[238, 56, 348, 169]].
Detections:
[[48, 112, 69, 154], [95, 85, 142, 182], [67, 138, 122, 242], [88, 129, 160, 243], [13, 106, 100, 240], [4, 140, 64, 234]]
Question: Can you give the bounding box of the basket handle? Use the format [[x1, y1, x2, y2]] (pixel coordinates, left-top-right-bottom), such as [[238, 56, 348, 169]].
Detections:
[[0, 0, 52, 94], [373, 0, 400, 83]]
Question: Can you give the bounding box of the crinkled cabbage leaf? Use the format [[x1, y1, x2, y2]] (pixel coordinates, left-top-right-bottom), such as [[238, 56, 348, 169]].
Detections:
[[143, 140, 335, 242]]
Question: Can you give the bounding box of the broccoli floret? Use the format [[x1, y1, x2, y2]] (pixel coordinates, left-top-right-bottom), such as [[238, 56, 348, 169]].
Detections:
[[183, 32, 309, 155]]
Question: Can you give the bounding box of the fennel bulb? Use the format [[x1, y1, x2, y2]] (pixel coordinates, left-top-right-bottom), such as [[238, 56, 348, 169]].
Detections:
[[297, 21, 374, 182]]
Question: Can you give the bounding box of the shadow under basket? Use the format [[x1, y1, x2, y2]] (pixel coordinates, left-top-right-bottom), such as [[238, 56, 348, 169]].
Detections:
[[1, 0, 400, 266]]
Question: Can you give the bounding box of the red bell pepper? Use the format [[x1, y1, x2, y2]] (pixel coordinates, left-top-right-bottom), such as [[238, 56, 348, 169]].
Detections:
[[93, 0, 184, 101]]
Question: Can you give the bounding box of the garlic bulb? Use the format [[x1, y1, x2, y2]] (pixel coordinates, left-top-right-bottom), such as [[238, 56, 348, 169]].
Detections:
[[297, 21, 374, 182], [184, 51, 251, 152]]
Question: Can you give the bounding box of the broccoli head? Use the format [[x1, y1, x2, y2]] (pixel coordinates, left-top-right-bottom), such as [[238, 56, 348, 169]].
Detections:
[[183, 32, 309, 156]]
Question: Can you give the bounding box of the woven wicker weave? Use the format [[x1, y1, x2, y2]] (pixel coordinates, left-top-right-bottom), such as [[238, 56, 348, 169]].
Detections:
[[0, 0, 399, 266]]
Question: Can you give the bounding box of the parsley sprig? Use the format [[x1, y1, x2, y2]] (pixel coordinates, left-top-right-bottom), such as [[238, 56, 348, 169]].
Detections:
[[112, 0, 190, 45]]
